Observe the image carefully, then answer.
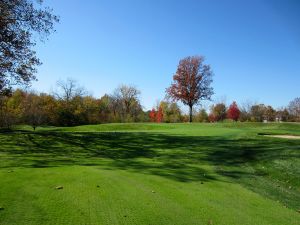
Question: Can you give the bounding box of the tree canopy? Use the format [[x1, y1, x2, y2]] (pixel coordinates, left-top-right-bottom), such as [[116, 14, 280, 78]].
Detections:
[[166, 55, 214, 122], [0, 0, 58, 94]]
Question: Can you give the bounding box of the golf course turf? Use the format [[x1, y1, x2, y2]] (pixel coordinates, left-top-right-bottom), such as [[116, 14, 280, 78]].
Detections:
[[0, 123, 299, 225]]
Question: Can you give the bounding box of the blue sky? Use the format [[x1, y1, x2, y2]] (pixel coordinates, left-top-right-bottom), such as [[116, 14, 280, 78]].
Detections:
[[33, 0, 300, 110]]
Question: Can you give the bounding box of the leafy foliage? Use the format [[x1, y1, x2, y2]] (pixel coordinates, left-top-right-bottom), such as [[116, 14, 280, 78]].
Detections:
[[227, 101, 240, 121], [166, 56, 214, 122], [0, 0, 58, 93], [211, 103, 227, 122], [149, 108, 156, 122], [156, 106, 163, 123]]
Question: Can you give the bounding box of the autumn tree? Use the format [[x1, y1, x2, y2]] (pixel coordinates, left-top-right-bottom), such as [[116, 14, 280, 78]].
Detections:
[[208, 113, 216, 123], [149, 108, 156, 122], [265, 106, 276, 121], [166, 56, 214, 122], [156, 106, 163, 123], [0, 93, 15, 128], [195, 108, 208, 122], [38, 93, 58, 125], [0, 0, 58, 94], [23, 92, 45, 130], [212, 103, 227, 122], [157, 101, 181, 123], [227, 101, 240, 121]]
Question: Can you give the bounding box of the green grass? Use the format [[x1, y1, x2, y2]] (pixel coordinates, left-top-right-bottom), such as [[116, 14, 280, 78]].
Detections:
[[0, 123, 299, 225]]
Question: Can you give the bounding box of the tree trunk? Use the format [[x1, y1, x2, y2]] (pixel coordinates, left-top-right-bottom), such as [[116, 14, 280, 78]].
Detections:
[[189, 105, 193, 123]]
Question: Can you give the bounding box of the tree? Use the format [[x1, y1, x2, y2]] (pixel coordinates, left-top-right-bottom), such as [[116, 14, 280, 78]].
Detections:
[[156, 101, 181, 123], [208, 113, 216, 123], [113, 85, 141, 122], [265, 105, 276, 121], [250, 104, 266, 122], [38, 93, 58, 125], [227, 101, 240, 121], [156, 106, 163, 123], [55, 78, 86, 102], [195, 108, 208, 122], [23, 92, 45, 130], [288, 97, 300, 121], [166, 56, 214, 122], [0, 0, 58, 93], [276, 108, 290, 122], [54, 78, 86, 126], [239, 100, 256, 122], [212, 103, 227, 122], [149, 108, 156, 122], [0, 93, 15, 128]]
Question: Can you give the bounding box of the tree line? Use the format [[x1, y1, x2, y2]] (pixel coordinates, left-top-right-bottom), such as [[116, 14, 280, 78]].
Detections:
[[0, 79, 299, 130], [0, 80, 146, 129]]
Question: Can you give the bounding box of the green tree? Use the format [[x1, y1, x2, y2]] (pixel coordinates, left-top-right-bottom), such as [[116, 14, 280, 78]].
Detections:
[[0, 0, 58, 93], [195, 109, 208, 122]]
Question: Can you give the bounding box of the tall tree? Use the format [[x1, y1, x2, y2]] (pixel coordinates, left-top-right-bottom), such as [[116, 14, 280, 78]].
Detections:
[[113, 85, 141, 122], [0, 0, 59, 94], [166, 56, 214, 122]]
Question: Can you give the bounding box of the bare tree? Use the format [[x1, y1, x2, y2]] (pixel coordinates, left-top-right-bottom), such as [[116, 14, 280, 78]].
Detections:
[[288, 97, 300, 121], [55, 78, 86, 102], [112, 85, 141, 121], [239, 100, 256, 122], [53, 78, 87, 126]]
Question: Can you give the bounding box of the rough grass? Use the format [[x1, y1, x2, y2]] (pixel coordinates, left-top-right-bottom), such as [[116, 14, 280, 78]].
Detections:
[[0, 123, 299, 225]]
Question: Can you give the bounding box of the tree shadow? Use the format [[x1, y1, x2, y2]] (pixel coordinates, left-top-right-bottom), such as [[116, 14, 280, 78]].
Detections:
[[0, 131, 299, 184]]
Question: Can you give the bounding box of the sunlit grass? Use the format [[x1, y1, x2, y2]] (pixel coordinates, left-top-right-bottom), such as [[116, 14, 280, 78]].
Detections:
[[0, 123, 299, 225]]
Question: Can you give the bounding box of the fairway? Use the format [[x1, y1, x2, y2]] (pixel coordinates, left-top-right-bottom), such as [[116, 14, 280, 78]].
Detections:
[[0, 123, 299, 225]]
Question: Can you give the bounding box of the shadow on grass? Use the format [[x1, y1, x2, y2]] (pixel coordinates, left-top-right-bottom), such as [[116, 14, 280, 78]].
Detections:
[[0, 131, 299, 183]]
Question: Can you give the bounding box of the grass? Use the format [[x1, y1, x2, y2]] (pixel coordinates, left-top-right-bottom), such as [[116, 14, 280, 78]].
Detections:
[[0, 122, 299, 225]]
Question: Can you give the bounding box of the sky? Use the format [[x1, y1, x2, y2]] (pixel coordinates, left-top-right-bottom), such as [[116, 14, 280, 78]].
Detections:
[[32, 0, 300, 111]]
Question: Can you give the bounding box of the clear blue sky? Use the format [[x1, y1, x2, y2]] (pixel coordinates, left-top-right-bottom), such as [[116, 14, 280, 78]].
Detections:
[[33, 0, 300, 110]]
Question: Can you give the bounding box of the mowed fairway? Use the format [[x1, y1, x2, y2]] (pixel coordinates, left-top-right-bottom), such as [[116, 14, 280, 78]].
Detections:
[[0, 123, 299, 225]]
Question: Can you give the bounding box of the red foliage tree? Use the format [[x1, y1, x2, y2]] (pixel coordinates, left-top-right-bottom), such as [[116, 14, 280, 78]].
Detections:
[[227, 101, 240, 121], [149, 108, 156, 122], [156, 106, 163, 123], [166, 56, 214, 122], [208, 113, 216, 123]]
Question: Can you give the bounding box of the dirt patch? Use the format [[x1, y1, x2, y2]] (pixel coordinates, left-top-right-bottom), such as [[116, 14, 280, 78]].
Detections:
[[262, 135, 300, 139]]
